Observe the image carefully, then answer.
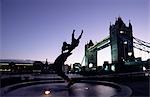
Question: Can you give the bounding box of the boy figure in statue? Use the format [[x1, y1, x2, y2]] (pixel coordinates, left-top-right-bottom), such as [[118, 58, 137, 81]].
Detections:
[[54, 30, 83, 87]]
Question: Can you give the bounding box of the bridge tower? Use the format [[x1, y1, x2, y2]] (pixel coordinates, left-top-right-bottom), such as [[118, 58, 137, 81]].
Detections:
[[110, 17, 135, 72], [85, 40, 97, 67]]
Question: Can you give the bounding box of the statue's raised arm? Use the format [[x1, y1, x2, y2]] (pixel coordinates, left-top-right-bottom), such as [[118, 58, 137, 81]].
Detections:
[[72, 29, 75, 41], [69, 30, 83, 52], [61, 30, 83, 53], [77, 30, 83, 40], [72, 29, 83, 42]]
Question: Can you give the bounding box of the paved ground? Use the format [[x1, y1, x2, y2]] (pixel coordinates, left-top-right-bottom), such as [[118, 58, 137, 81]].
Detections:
[[1, 74, 149, 97], [3, 83, 127, 97], [118, 80, 150, 97]]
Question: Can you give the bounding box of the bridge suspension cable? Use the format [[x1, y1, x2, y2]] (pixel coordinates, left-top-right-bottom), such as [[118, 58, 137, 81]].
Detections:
[[133, 37, 150, 45], [81, 55, 85, 66], [133, 37, 150, 54]]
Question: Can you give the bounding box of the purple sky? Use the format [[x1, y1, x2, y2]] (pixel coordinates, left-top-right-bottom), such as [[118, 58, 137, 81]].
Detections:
[[1, 0, 150, 65]]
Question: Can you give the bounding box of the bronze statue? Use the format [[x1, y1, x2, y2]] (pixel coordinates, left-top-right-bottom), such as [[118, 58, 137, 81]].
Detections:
[[54, 30, 83, 87]]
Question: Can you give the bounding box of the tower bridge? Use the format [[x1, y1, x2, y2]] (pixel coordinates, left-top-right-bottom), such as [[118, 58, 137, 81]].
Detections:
[[85, 17, 150, 72]]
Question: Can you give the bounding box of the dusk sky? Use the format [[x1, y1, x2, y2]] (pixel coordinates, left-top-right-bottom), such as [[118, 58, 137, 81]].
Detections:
[[1, 0, 150, 65]]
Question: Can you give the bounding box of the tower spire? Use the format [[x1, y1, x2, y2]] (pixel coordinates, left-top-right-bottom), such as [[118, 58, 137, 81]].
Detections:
[[129, 19, 132, 29], [45, 59, 48, 65]]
